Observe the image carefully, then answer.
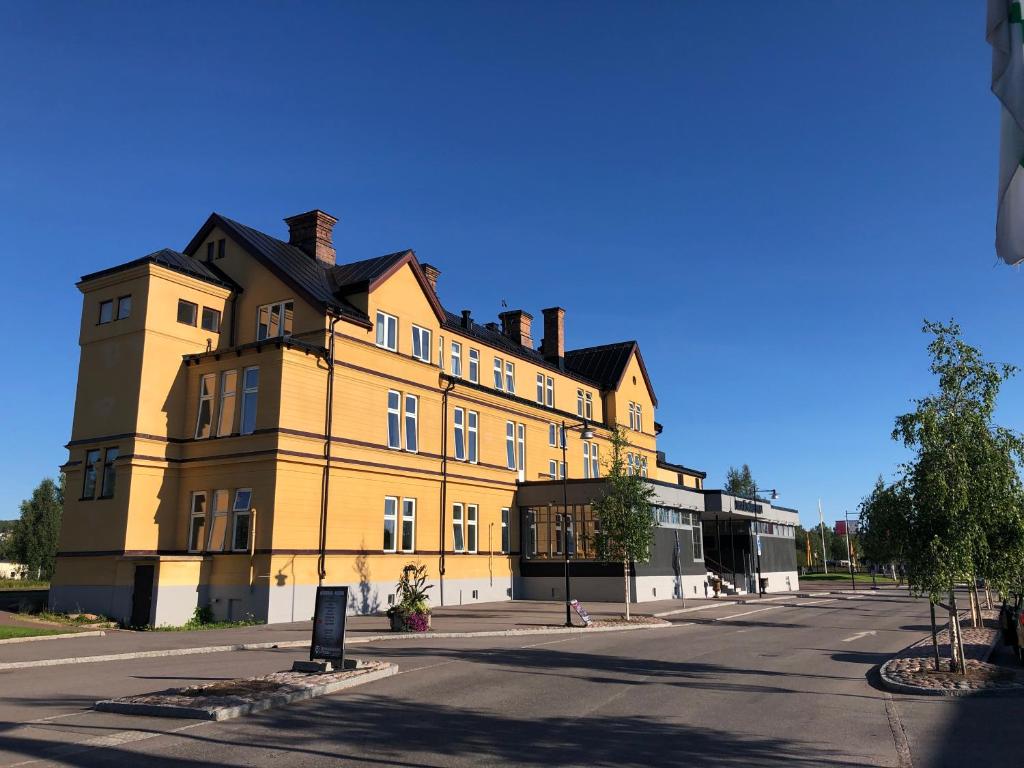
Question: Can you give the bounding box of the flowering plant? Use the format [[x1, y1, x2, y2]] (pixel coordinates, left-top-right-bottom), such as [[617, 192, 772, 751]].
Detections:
[[387, 563, 433, 632]]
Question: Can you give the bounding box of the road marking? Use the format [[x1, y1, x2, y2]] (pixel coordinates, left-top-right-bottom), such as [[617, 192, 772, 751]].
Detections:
[[520, 637, 576, 649], [840, 630, 878, 643], [7, 721, 210, 767], [23, 710, 91, 724], [714, 606, 780, 621], [884, 692, 914, 767], [798, 599, 838, 606]]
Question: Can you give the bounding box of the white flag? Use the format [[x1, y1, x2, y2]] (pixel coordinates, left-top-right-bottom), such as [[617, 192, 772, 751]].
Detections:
[[988, 0, 1024, 265]]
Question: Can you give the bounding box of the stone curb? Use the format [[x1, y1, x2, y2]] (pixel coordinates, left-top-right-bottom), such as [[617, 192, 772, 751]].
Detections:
[[95, 662, 399, 721], [0, 618, 677, 671], [0, 630, 105, 645]]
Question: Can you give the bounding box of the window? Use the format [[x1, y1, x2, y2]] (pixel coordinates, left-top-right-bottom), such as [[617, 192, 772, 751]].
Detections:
[[452, 503, 465, 552], [468, 348, 479, 383], [584, 392, 593, 420], [217, 238, 226, 259], [692, 521, 704, 561], [526, 509, 537, 557], [217, 370, 237, 437], [383, 496, 398, 552], [554, 513, 563, 555], [467, 411, 478, 463], [231, 489, 252, 551], [98, 300, 113, 324], [99, 448, 119, 498], [590, 443, 599, 479], [201, 307, 221, 332], [177, 299, 198, 326], [240, 366, 259, 435], [583, 442, 592, 479], [493, 357, 503, 389], [545, 377, 554, 408], [188, 492, 206, 552], [628, 402, 636, 430], [375, 311, 397, 351], [411, 325, 432, 363], [549, 423, 557, 447], [506, 421, 516, 469], [116, 295, 132, 320], [404, 394, 418, 452], [517, 423, 526, 474], [207, 489, 230, 551], [505, 361, 515, 393], [453, 407, 466, 461], [577, 389, 584, 417], [635, 404, 643, 433], [536, 373, 545, 404], [387, 390, 401, 449], [501, 508, 510, 553], [640, 455, 648, 477], [627, 453, 635, 476], [467, 505, 478, 553], [82, 449, 101, 498], [548, 459, 557, 479], [195, 373, 216, 439], [451, 342, 462, 377], [257, 300, 293, 340], [401, 498, 416, 553], [206, 242, 215, 261]]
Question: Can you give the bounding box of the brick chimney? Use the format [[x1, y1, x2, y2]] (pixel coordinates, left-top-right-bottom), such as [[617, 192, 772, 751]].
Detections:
[[498, 309, 534, 349], [283, 209, 339, 267], [541, 307, 565, 367], [421, 263, 440, 294]]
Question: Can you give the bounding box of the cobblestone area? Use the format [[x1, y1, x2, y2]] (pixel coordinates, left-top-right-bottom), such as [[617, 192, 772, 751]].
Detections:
[[95, 660, 397, 720], [880, 611, 1024, 695]]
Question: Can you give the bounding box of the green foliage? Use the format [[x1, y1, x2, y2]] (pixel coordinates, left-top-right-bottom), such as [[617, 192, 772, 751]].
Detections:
[[859, 475, 911, 567], [724, 464, 758, 498], [888, 320, 1024, 600], [0, 627, 64, 640], [796, 522, 848, 565], [7, 477, 64, 579], [389, 563, 433, 616], [592, 426, 658, 566]]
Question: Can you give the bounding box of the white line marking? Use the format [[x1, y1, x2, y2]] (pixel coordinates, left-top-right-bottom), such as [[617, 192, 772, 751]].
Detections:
[[797, 599, 838, 606], [6, 721, 211, 767], [840, 630, 878, 643], [23, 710, 91, 724], [714, 606, 780, 621]]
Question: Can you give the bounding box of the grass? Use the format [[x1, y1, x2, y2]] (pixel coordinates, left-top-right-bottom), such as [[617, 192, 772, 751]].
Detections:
[[26, 610, 114, 626], [0, 626, 65, 640], [801, 572, 897, 583], [0, 579, 49, 591], [150, 617, 263, 632]]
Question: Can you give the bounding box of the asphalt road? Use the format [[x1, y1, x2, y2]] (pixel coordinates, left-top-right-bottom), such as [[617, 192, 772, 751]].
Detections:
[[0, 591, 1015, 767]]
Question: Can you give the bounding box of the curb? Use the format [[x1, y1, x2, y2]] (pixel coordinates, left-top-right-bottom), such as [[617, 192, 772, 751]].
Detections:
[[0, 619, 677, 671], [0, 630, 106, 645], [95, 662, 399, 721]]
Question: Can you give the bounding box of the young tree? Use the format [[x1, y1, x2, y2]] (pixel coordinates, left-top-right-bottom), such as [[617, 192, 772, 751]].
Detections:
[[8, 477, 64, 580], [724, 464, 757, 498], [592, 426, 657, 620], [892, 321, 1024, 673]]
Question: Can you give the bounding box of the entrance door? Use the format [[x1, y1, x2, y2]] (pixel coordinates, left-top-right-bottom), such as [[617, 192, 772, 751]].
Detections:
[[130, 565, 155, 627]]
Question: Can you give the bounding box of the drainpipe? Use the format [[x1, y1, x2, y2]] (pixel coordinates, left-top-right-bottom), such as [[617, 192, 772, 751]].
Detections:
[[318, 313, 342, 585], [438, 374, 456, 605]]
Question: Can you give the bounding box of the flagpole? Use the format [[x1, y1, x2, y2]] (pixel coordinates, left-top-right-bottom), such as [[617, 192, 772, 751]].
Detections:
[[818, 498, 828, 575]]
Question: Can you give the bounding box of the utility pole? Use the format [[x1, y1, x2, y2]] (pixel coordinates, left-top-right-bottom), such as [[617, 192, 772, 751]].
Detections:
[[818, 499, 828, 575]]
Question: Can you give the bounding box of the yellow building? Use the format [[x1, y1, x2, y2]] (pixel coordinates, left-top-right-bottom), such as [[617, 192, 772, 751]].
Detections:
[[52, 209, 702, 626]]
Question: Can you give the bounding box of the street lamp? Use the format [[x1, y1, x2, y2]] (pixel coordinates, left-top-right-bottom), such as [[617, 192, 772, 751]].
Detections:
[[561, 418, 594, 626], [751, 488, 778, 598]]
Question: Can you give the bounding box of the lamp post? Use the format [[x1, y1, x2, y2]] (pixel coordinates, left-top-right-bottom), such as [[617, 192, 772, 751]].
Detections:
[[751, 488, 779, 598], [561, 418, 594, 626]]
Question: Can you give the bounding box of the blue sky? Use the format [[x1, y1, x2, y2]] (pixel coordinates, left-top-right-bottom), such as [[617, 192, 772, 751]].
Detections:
[[0, 1, 1016, 529]]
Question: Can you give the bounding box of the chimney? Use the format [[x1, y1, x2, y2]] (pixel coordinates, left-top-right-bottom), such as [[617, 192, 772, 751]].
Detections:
[[541, 307, 565, 367], [421, 263, 440, 294], [461, 309, 472, 328], [284, 209, 339, 267], [498, 309, 534, 349]]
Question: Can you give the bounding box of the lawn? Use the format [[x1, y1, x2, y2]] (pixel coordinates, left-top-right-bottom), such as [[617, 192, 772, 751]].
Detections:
[[0, 579, 49, 590], [0, 626, 64, 640], [801, 572, 897, 584]]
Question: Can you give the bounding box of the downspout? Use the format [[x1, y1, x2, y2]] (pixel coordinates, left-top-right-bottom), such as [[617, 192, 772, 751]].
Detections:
[[438, 374, 456, 605], [318, 313, 342, 585], [228, 292, 238, 348]]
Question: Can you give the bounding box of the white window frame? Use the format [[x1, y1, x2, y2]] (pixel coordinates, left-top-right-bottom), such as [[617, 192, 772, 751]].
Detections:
[[505, 361, 515, 393], [217, 369, 237, 437], [467, 504, 478, 554], [452, 503, 465, 553], [640, 455, 648, 477], [505, 421, 516, 469], [451, 342, 463, 378], [545, 377, 554, 408], [501, 508, 510, 554], [628, 402, 636, 430], [404, 394, 418, 453], [577, 389, 584, 417], [195, 373, 216, 439], [231, 488, 252, 552], [468, 348, 480, 383], [240, 366, 259, 435], [583, 442, 591, 479], [692, 520, 704, 561], [493, 357, 503, 389], [383, 496, 398, 553], [548, 423, 557, 447], [584, 392, 593, 420], [411, 325, 432, 363], [548, 459, 557, 479], [401, 498, 416, 553], [590, 443, 600, 479], [375, 311, 398, 352], [207, 489, 230, 552], [467, 411, 478, 464], [453, 407, 466, 461], [187, 491, 207, 553], [516, 423, 525, 473], [636, 404, 643, 433], [536, 373, 544, 404], [387, 390, 402, 450], [257, 300, 294, 341]]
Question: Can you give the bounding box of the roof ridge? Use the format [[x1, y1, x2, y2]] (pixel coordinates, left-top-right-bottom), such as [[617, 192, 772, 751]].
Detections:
[[566, 340, 636, 355]]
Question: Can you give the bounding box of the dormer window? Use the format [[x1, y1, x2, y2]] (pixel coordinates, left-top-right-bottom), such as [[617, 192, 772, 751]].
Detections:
[[375, 311, 397, 351], [257, 300, 293, 340]]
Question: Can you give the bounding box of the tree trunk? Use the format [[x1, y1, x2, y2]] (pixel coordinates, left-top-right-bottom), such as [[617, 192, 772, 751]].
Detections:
[[949, 589, 966, 675], [623, 556, 630, 621], [985, 584, 992, 610], [929, 601, 941, 671], [967, 583, 979, 629]]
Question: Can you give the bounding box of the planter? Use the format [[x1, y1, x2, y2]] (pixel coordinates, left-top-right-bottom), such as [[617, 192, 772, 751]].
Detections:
[[388, 611, 431, 632], [388, 612, 406, 632]]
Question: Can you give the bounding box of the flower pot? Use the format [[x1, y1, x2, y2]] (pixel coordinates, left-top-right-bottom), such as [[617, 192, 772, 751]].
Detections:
[[388, 612, 406, 632], [405, 611, 431, 632]]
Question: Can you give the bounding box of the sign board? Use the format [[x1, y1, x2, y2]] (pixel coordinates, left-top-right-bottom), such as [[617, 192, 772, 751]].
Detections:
[[311, 585, 349, 663], [570, 599, 592, 626]]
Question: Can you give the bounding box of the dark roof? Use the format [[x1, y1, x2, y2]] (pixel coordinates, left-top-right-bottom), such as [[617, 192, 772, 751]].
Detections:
[[331, 251, 411, 293], [79, 248, 238, 290], [182, 214, 367, 322], [564, 342, 635, 388], [656, 457, 708, 479]]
